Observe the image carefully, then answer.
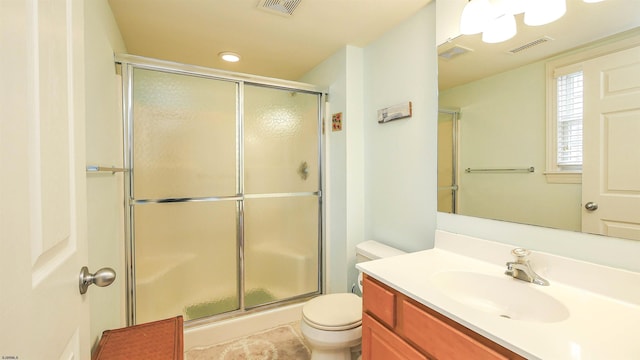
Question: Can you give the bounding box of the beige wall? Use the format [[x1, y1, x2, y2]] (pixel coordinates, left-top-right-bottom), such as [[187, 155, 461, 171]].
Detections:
[[439, 61, 582, 231], [85, 0, 127, 349]]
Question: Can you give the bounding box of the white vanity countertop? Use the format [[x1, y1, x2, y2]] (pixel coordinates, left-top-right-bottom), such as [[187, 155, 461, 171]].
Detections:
[[356, 230, 640, 360]]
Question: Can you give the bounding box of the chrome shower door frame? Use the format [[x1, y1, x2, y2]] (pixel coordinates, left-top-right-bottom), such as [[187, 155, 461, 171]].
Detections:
[[116, 54, 326, 326]]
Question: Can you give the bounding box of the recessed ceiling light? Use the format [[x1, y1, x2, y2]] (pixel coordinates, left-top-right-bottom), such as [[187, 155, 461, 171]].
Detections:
[[219, 52, 241, 62]]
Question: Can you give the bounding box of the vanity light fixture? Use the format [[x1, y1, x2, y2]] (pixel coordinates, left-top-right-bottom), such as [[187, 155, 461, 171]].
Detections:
[[460, 0, 604, 44], [459, 0, 493, 35], [219, 52, 241, 62], [482, 13, 517, 43], [523, 0, 566, 27]]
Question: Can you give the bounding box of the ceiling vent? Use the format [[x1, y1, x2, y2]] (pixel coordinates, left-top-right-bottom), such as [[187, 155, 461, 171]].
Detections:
[[258, 0, 302, 16], [507, 36, 554, 54], [438, 45, 473, 60]]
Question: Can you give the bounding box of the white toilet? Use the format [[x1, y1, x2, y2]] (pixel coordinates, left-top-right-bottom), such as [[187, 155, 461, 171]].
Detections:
[[300, 240, 406, 360]]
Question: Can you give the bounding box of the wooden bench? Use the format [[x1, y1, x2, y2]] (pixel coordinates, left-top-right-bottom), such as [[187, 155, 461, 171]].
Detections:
[[93, 316, 184, 360]]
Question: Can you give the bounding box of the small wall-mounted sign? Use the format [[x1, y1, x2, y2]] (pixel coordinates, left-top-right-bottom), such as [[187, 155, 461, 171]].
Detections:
[[378, 102, 412, 124], [332, 112, 343, 131]]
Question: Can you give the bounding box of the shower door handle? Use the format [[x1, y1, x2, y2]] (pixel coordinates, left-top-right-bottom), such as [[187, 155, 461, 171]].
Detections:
[[297, 161, 309, 180], [79, 266, 116, 294]]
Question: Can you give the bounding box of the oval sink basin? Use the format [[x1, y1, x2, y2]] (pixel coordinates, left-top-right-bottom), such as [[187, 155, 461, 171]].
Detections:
[[430, 271, 569, 323]]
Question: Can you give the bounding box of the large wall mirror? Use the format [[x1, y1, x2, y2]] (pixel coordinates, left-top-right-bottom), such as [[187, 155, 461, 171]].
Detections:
[[437, 0, 640, 238]]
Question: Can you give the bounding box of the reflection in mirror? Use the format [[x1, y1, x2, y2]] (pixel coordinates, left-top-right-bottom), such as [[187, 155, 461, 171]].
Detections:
[[437, 109, 458, 214], [437, 0, 640, 236]]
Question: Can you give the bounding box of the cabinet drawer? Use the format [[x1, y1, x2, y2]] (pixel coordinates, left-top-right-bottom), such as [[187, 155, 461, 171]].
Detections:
[[362, 313, 428, 360], [363, 275, 396, 328], [402, 300, 512, 360]]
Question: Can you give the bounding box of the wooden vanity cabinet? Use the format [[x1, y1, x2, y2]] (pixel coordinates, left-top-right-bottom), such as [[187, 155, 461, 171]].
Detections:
[[361, 274, 526, 360]]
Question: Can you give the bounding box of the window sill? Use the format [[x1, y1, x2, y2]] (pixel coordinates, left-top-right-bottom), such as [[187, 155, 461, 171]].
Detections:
[[544, 171, 582, 184]]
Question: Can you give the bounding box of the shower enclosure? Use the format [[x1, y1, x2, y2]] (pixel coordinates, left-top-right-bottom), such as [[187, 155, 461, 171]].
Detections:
[[117, 55, 324, 325], [437, 109, 459, 214]]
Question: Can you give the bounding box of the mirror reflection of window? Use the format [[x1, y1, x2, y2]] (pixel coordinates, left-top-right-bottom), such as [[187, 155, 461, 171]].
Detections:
[[556, 70, 583, 171]]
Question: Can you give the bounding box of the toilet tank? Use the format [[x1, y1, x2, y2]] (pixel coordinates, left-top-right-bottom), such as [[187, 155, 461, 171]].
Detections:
[[355, 240, 406, 263]]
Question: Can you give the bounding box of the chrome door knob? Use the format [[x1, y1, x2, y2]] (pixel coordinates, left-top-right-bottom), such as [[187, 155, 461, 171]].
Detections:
[[79, 266, 116, 294], [585, 202, 599, 211]]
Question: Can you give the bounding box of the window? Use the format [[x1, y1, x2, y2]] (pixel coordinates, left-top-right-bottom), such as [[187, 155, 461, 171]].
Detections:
[[545, 63, 583, 183], [545, 35, 639, 184], [556, 70, 583, 170]]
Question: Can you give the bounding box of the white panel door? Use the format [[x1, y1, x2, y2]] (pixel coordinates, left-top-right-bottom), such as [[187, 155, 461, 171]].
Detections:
[[582, 45, 640, 241], [0, 0, 90, 359]]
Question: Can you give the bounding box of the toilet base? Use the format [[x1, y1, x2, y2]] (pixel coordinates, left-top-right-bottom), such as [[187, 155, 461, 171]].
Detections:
[[300, 320, 362, 360], [308, 345, 361, 360], [310, 348, 352, 360]]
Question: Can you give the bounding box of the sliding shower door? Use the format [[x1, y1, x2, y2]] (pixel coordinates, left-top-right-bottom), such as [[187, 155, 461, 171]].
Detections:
[[122, 59, 323, 325], [243, 85, 320, 307], [130, 68, 241, 324]]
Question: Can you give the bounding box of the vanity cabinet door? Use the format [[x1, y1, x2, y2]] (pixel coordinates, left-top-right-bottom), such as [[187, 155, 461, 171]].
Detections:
[[363, 274, 397, 328], [362, 313, 428, 360], [402, 299, 510, 360]]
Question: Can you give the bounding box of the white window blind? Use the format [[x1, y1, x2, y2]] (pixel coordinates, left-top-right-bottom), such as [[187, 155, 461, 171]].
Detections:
[[556, 71, 583, 168]]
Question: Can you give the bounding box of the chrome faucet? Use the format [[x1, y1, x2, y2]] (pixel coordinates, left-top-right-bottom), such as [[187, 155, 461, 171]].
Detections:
[[505, 248, 549, 286]]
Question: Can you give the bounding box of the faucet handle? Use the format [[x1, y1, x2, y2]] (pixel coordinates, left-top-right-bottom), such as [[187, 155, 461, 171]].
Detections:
[[511, 248, 530, 260]]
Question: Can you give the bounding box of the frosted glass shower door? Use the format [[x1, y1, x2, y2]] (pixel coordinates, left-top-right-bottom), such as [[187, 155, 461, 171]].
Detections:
[[131, 68, 239, 323], [124, 62, 323, 324], [438, 110, 458, 214], [243, 85, 321, 307]]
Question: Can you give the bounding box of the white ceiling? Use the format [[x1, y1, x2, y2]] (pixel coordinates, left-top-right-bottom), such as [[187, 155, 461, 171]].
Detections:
[[107, 0, 640, 86], [107, 0, 432, 81]]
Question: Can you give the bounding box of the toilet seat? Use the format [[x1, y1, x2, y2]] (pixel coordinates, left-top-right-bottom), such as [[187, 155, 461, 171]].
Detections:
[[302, 293, 362, 331]]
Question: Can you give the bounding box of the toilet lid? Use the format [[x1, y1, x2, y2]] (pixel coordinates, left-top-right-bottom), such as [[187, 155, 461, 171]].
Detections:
[[302, 293, 362, 331]]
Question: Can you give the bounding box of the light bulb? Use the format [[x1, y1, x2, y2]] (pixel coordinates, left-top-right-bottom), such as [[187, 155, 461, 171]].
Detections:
[[219, 52, 241, 62], [482, 13, 517, 43], [524, 0, 567, 26], [460, 0, 494, 35], [489, 0, 527, 15]]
